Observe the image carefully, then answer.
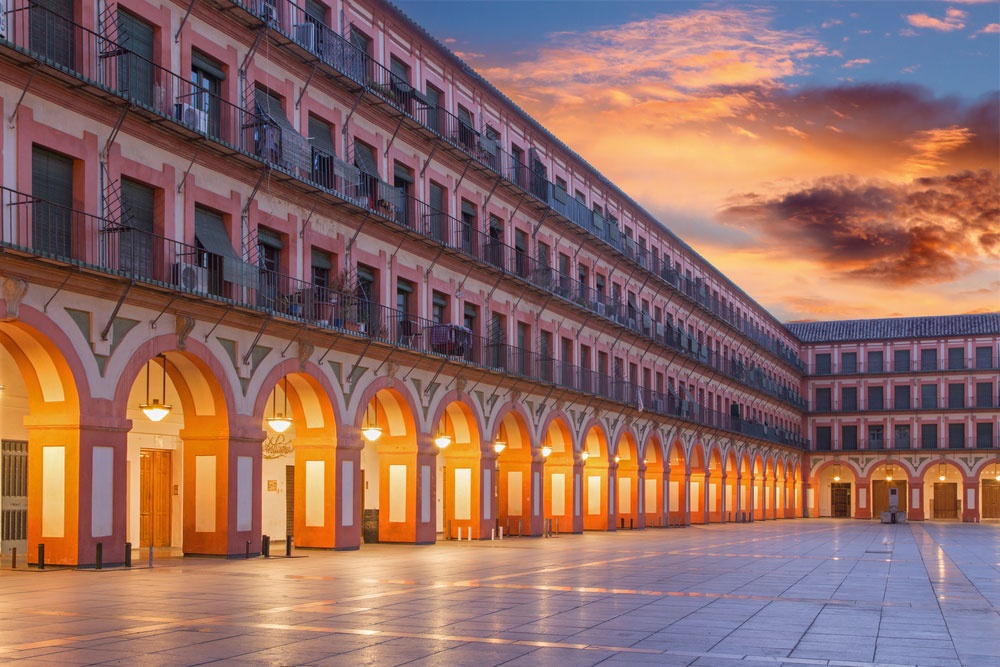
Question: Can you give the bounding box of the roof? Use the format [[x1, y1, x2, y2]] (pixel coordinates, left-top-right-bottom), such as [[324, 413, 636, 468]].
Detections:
[[785, 313, 1000, 343]]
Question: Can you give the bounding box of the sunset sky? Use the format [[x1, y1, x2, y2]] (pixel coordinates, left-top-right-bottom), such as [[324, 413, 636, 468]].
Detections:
[[393, 0, 1000, 322]]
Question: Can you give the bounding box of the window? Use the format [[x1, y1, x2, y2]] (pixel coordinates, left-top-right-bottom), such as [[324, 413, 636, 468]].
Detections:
[[486, 215, 504, 268], [975, 346, 993, 369], [867, 425, 884, 450], [30, 0, 74, 68], [428, 181, 446, 242], [514, 229, 528, 278], [119, 178, 156, 279], [920, 423, 937, 449], [463, 303, 479, 362], [814, 387, 832, 411], [815, 426, 832, 450], [457, 105, 477, 151], [894, 384, 911, 409], [516, 321, 530, 376], [310, 248, 332, 315], [460, 200, 477, 255], [395, 278, 414, 318], [866, 350, 884, 373], [976, 382, 994, 408], [32, 145, 74, 258], [424, 83, 444, 134], [841, 386, 857, 411], [355, 264, 378, 331], [894, 424, 911, 449], [977, 422, 995, 448], [948, 423, 965, 449], [946, 383, 964, 409], [348, 26, 371, 82], [194, 206, 243, 296], [815, 353, 832, 375], [580, 343, 592, 391], [893, 349, 911, 372], [867, 385, 884, 410], [256, 227, 283, 308], [431, 290, 447, 324], [920, 348, 937, 371], [118, 10, 155, 106], [539, 331, 554, 381], [841, 425, 858, 450], [841, 352, 857, 373], [254, 88, 305, 169], [354, 139, 379, 206], [309, 116, 336, 188], [920, 384, 938, 409], [511, 144, 525, 187], [190, 51, 224, 137], [947, 347, 965, 370], [392, 162, 414, 226]]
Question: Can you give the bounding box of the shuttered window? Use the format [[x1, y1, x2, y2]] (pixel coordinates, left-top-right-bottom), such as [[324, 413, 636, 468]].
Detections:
[[118, 10, 155, 106], [31, 145, 73, 257], [120, 178, 155, 278], [30, 0, 74, 68]]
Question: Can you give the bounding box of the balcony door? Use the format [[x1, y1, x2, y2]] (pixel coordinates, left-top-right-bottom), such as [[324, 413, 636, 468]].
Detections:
[[30, 0, 74, 68], [31, 146, 74, 257]]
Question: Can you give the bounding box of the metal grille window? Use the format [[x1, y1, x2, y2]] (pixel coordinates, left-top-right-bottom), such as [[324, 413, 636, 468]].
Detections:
[[893, 349, 911, 372], [975, 346, 993, 369], [30, 0, 74, 68], [867, 385, 884, 410], [947, 347, 965, 370], [815, 353, 831, 374], [119, 178, 155, 278], [948, 423, 965, 449], [866, 350, 884, 373], [117, 9, 155, 106], [815, 426, 832, 451], [32, 145, 74, 258], [947, 383, 965, 408], [894, 425, 911, 449], [920, 383, 938, 409], [841, 386, 858, 411], [921, 348, 937, 371], [841, 425, 858, 450], [814, 388, 832, 411], [976, 382, 994, 408], [308, 116, 336, 188], [894, 384, 911, 409], [977, 422, 995, 448], [841, 352, 857, 373], [921, 423, 937, 449]]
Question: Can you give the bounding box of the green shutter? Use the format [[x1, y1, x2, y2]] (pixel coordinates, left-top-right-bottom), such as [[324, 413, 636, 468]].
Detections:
[[118, 10, 155, 106], [120, 178, 155, 277], [31, 146, 73, 257]]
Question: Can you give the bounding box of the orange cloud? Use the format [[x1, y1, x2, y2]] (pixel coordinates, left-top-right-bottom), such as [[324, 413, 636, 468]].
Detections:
[[906, 8, 967, 32], [902, 126, 975, 172], [843, 58, 871, 68]]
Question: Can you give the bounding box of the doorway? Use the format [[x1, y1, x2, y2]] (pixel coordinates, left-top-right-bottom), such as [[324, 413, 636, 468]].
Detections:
[[871, 480, 907, 517], [1, 440, 28, 555], [933, 482, 958, 519], [139, 449, 172, 547], [982, 480, 1000, 519], [831, 483, 852, 517]]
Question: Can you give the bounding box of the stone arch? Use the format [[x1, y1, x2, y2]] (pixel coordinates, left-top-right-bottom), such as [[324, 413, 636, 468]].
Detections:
[[543, 415, 577, 535], [494, 403, 538, 537], [431, 396, 487, 539], [706, 443, 725, 523], [666, 436, 687, 525], [615, 430, 640, 530], [641, 432, 666, 527], [580, 421, 612, 530], [689, 441, 708, 524]]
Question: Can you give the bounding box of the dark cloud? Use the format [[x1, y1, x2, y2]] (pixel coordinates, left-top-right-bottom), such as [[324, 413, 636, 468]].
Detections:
[[721, 170, 999, 285]]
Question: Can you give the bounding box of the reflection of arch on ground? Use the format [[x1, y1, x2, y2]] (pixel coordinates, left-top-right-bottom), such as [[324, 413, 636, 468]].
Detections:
[[751, 453, 766, 520], [434, 398, 485, 539], [642, 434, 665, 528], [737, 452, 753, 521], [0, 315, 87, 566], [581, 423, 611, 530], [775, 459, 787, 519], [724, 450, 740, 522], [543, 415, 576, 534], [616, 431, 640, 530], [667, 439, 687, 526], [495, 404, 534, 537]]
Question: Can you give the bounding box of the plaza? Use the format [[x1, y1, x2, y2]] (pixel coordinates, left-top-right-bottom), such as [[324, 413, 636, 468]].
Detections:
[[1, 520, 998, 666]]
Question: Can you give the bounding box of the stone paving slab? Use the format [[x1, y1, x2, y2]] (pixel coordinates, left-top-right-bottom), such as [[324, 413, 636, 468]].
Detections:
[[0, 520, 997, 666]]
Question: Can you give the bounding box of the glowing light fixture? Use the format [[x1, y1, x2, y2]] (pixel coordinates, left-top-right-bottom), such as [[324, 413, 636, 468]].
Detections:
[[581, 451, 590, 462], [937, 461, 946, 482], [833, 462, 841, 482], [614, 455, 621, 464], [885, 460, 894, 482], [541, 445, 552, 458], [362, 399, 382, 442], [266, 376, 293, 433], [139, 354, 173, 422], [494, 440, 506, 454], [434, 415, 452, 448]]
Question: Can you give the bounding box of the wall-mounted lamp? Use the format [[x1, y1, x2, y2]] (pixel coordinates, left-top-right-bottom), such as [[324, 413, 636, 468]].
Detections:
[[266, 376, 293, 433], [494, 440, 506, 454], [937, 461, 946, 482], [139, 354, 173, 422], [614, 455, 621, 464], [885, 460, 894, 482], [361, 398, 383, 441], [541, 445, 552, 458], [833, 462, 841, 482], [581, 451, 590, 462]]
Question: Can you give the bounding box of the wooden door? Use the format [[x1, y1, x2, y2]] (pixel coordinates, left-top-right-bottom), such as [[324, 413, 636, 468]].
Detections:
[[933, 482, 958, 519], [831, 483, 851, 517], [982, 480, 1000, 519], [140, 449, 171, 547], [871, 480, 907, 517]]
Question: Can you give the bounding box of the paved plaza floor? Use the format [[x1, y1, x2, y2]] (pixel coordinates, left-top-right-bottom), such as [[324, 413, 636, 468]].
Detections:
[[0, 520, 997, 666]]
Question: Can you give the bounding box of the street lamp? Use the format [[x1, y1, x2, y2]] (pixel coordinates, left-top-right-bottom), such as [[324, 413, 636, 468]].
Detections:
[[362, 399, 382, 441], [266, 376, 293, 433]]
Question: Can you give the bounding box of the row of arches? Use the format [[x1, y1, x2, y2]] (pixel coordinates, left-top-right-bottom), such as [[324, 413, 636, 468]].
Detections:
[[0, 304, 802, 566]]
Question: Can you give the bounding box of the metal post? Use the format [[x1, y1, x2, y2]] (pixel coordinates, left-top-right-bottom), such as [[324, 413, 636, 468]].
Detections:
[[262, 535, 270, 558], [245, 540, 250, 559], [11, 547, 16, 569], [124, 542, 132, 568], [38, 543, 45, 570], [96, 542, 103, 570], [148, 545, 153, 568], [286, 536, 292, 557]]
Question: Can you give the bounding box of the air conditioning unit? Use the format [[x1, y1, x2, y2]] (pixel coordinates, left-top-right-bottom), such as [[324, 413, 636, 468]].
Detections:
[[258, 1, 279, 27], [294, 22, 317, 52], [178, 103, 208, 133], [596, 302, 607, 316], [172, 262, 209, 292]]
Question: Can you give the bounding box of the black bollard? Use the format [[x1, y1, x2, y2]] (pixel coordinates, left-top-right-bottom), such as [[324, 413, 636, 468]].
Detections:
[[245, 540, 250, 559], [285, 535, 292, 557], [11, 547, 16, 569], [96, 542, 103, 570], [38, 543, 45, 570], [124, 542, 132, 568], [262, 535, 270, 558]]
